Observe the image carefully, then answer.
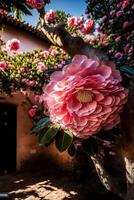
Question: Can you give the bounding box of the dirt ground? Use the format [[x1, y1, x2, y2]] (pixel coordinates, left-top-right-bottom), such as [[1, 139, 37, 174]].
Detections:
[[0, 168, 122, 200]]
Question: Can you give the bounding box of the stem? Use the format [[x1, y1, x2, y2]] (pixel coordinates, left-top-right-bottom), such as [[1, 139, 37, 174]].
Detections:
[[40, 21, 108, 60]]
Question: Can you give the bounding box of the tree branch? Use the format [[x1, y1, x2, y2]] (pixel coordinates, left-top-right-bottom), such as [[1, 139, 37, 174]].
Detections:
[[90, 154, 125, 199], [40, 20, 108, 60]]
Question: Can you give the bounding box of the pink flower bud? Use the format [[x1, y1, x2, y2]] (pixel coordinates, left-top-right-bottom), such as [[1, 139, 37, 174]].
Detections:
[[123, 21, 130, 29], [115, 52, 123, 58], [116, 11, 123, 17], [28, 107, 37, 117], [115, 36, 121, 42]]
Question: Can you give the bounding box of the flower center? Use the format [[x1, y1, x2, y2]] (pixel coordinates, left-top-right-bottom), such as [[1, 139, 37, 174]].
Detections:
[[76, 90, 93, 103]]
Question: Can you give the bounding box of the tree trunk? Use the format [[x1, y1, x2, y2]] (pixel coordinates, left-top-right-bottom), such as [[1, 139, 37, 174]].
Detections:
[[90, 154, 125, 199], [40, 21, 134, 199], [121, 78, 134, 200]]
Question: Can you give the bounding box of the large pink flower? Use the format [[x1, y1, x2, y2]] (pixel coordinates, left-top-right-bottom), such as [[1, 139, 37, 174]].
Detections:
[[43, 55, 128, 138]]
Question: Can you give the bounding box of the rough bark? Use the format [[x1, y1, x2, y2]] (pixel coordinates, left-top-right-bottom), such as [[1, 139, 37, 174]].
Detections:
[[39, 20, 108, 60], [121, 78, 134, 200], [90, 154, 125, 199]]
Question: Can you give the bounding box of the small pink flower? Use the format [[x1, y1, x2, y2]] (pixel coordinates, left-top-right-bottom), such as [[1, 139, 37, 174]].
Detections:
[[110, 10, 115, 16], [0, 61, 7, 70], [76, 16, 84, 26], [19, 68, 25, 74], [42, 50, 49, 58], [131, 4, 134, 10], [115, 36, 121, 42], [43, 55, 128, 138], [117, 2, 122, 8], [26, 80, 35, 87], [26, 0, 44, 9], [51, 49, 58, 56], [67, 16, 78, 27], [123, 44, 130, 52], [80, 19, 94, 35], [101, 16, 107, 22], [100, 34, 105, 40], [34, 95, 41, 103], [116, 11, 123, 17], [44, 9, 56, 22], [109, 19, 114, 24], [38, 62, 46, 72], [28, 107, 37, 117], [123, 21, 130, 29], [115, 52, 123, 58], [122, 0, 129, 8], [6, 38, 20, 51], [34, 58, 40, 64], [0, 9, 8, 14]]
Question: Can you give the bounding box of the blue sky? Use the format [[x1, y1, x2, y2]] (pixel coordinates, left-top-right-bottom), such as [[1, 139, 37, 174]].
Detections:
[[23, 0, 86, 26]]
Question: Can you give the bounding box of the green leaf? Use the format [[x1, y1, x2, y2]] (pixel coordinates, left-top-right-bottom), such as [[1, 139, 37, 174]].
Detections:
[[68, 143, 76, 157], [31, 117, 51, 133], [55, 130, 73, 152], [40, 128, 58, 146], [120, 66, 134, 75]]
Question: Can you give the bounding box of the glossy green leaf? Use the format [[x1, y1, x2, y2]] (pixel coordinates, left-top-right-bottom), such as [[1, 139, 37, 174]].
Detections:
[[55, 130, 73, 152], [40, 128, 58, 146], [31, 117, 51, 133]]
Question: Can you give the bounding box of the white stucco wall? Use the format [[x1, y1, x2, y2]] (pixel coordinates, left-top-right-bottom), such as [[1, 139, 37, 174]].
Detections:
[[1, 24, 50, 52]]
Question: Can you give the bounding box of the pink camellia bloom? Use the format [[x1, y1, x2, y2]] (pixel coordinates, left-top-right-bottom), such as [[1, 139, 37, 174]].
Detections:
[[26, 0, 44, 9], [44, 9, 56, 22], [123, 21, 130, 29], [67, 16, 78, 28], [6, 38, 20, 51], [122, 0, 129, 8], [80, 19, 94, 35], [38, 62, 46, 72], [28, 107, 37, 117], [116, 11, 123, 17], [43, 55, 128, 138], [115, 52, 123, 58], [0, 61, 7, 70]]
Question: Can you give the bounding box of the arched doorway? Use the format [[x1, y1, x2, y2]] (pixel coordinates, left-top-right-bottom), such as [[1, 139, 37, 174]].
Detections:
[[0, 103, 17, 174]]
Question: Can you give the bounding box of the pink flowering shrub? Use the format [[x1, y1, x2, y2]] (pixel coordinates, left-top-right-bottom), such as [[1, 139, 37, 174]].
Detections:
[[26, 0, 44, 9], [6, 38, 20, 51], [43, 55, 128, 138]]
